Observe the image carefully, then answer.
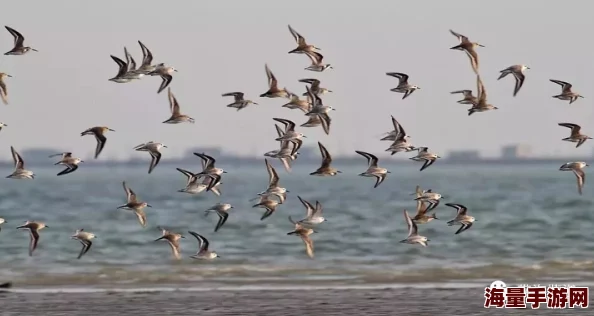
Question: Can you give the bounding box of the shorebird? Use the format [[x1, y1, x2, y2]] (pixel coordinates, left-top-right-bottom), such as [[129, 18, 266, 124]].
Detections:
[[264, 124, 300, 173], [0, 72, 12, 105], [49, 152, 84, 176], [252, 159, 289, 203], [498, 64, 530, 97], [310, 142, 341, 176], [81, 126, 115, 159], [194, 152, 226, 191], [287, 217, 316, 259], [409, 147, 441, 171], [175, 168, 222, 196], [273, 118, 306, 148], [468, 74, 498, 116], [400, 210, 429, 247], [222, 92, 258, 111], [303, 51, 332, 72], [148, 65, 177, 94], [0, 218, 6, 231], [154, 227, 184, 260], [355, 150, 390, 188], [204, 203, 234, 232], [108, 55, 132, 83], [299, 78, 332, 96], [304, 85, 333, 135], [259, 64, 289, 98], [117, 181, 152, 227], [122, 46, 143, 80], [550, 79, 584, 104], [163, 88, 195, 123], [381, 115, 410, 142], [411, 197, 438, 225], [71, 229, 96, 259], [135, 41, 157, 75], [558, 123, 592, 148], [282, 92, 312, 113], [288, 25, 320, 54], [451, 89, 478, 105], [559, 162, 588, 195], [252, 195, 280, 221], [7, 146, 34, 179], [188, 231, 220, 260], [134, 142, 167, 174], [386, 72, 420, 99], [449, 29, 484, 75], [384, 117, 416, 154], [290, 196, 326, 227], [445, 203, 475, 235], [300, 115, 322, 130], [414, 187, 443, 211], [17, 221, 48, 256], [0, 122, 7, 131], [4, 26, 37, 55]]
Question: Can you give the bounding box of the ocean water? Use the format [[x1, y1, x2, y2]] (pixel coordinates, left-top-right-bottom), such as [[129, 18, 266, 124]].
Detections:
[[0, 162, 593, 290]]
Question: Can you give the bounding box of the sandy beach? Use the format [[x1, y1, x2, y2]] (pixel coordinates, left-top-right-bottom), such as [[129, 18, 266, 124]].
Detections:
[[1, 287, 590, 315]]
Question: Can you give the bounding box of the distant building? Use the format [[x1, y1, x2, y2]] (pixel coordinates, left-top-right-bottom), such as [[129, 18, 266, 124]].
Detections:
[[501, 144, 532, 159], [446, 150, 481, 161]]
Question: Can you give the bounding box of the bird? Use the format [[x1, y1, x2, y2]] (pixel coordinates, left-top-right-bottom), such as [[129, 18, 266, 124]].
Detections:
[[0, 122, 7, 132], [384, 120, 416, 155], [252, 159, 289, 203], [303, 85, 333, 135], [0, 218, 6, 231], [449, 29, 484, 75], [400, 210, 429, 247], [498, 65, 530, 97], [148, 65, 177, 94], [188, 231, 219, 260], [133, 141, 167, 174], [298, 78, 332, 96], [71, 229, 96, 259], [411, 196, 438, 225], [310, 142, 341, 176], [117, 181, 152, 227], [49, 152, 84, 176], [550, 79, 584, 104], [414, 187, 443, 211], [122, 46, 143, 80], [163, 88, 195, 123], [108, 55, 132, 83], [287, 217, 316, 259], [7, 146, 34, 179], [252, 195, 280, 221], [80, 126, 115, 159], [282, 92, 312, 113], [222, 92, 258, 111], [290, 196, 326, 227], [194, 152, 226, 191], [468, 74, 498, 116], [273, 118, 306, 149], [450, 89, 478, 105], [175, 168, 222, 196], [264, 124, 300, 173], [259, 64, 289, 98], [0, 72, 12, 105], [287, 25, 320, 54], [445, 203, 475, 235], [558, 123, 592, 148], [303, 51, 332, 72], [16, 221, 48, 256], [204, 203, 234, 232], [381, 115, 410, 142], [386, 72, 420, 99], [559, 162, 588, 195], [355, 150, 390, 188], [4, 26, 38, 55], [409, 147, 441, 171], [154, 227, 184, 260]]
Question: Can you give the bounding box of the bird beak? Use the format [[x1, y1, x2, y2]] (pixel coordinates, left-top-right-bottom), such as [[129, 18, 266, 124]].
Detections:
[[163, 146, 168, 148], [286, 190, 290, 193], [181, 236, 186, 238], [174, 69, 179, 72], [303, 136, 307, 138], [222, 171, 228, 174], [426, 239, 431, 241], [230, 206, 234, 209], [45, 225, 49, 228], [80, 160, 85, 163], [108, 129, 115, 132], [332, 108, 336, 111], [32, 49, 39, 52], [387, 171, 391, 173], [6, 74, 12, 78], [146, 204, 153, 208]]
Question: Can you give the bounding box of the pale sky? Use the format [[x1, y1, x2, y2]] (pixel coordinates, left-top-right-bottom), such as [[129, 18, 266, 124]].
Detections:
[[1, 0, 593, 161]]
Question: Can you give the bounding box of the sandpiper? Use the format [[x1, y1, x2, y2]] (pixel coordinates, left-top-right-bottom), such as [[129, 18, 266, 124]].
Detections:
[[264, 124, 300, 173], [222, 92, 258, 111], [386, 72, 420, 99], [204, 203, 234, 232], [282, 92, 312, 113], [303, 51, 332, 72], [498, 64, 529, 97], [298, 78, 332, 96], [559, 162, 588, 195], [188, 231, 220, 260], [414, 187, 443, 211], [304, 86, 333, 135], [4, 26, 38, 55], [49, 152, 84, 176], [468, 74, 498, 116], [310, 142, 341, 176], [355, 150, 390, 188], [445, 203, 475, 235], [71, 229, 96, 259], [409, 147, 441, 171], [288, 25, 320, 54], [290, 196, 326, 227], [134, 141, 167, 174], [550, 79, 584, 104], [0, 218, 6, 231], [163, 88, 195, 124], [558, 123, 592, 148], [381, 115, 409, 142], [148, 65, 177, 94], [154, 227, 184, 260], [122, 46, 143, 80], [0, 122, 7, 131], [253, 159, 289, 203], [175, 168, 222, 196], [81, 126, 115, 159], [136, 41, 157, 75], [252, 195, 280, 221], [384, 117, 416, 154], [108, 55, 131, 83], [194, 152, 226, 191], [117, 181, 152, 227], [287, 217, 316, 259], [16, 221, 48, 256], [449, 29, 484, 75], [259, 64, 290, 98], [7, 146, 34, 179], [0, 72, 12, 105], [411, 196, 438, 225], [400, 210, 429, 247], [451, 89, 478, 105], [273, 118, 306, 150]]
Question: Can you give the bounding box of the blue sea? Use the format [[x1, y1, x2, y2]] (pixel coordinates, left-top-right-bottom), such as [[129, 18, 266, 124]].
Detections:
[[0, 162, 593, 291]]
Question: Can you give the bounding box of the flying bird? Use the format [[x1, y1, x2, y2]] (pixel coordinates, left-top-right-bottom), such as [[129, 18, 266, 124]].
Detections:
[[17, 221, 48, 256], [188, 231, 220, 260], [49, 152, 84, 176], [81, 126, 115, 159], [0, 73, 12, 105], [7, 146, 34, 179], [449, 29, 484, 75], [222, 92, 258, 111], [400, 210, 429, 247], [71, 229, 96, 259], [133, 141, 167, 174], [550, 79, 584, 104], [558, 123, 592, 148], [409, 147, 441, 171], [355, 150, 390, 188], [154, 227, 184, 260], [163, 88, 195, 123], [498, 64, 530, 97], [559, 162, 588, 195], [204, 203, 234, 232], [287, 217, 316, 259], [259, 64, 289, 98], [287, 25, 320, 54], [386, 72, 420, 99], [445, 203, 475, 235], [310, 142, 341, 176], [4, 26, 38, 55]]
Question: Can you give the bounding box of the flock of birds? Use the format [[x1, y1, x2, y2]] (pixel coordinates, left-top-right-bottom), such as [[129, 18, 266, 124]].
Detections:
[[0, 24, 589, 262]]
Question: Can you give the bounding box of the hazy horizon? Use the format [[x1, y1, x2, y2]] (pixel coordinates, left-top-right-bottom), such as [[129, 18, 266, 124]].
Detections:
[[1, 0, 593, 161]]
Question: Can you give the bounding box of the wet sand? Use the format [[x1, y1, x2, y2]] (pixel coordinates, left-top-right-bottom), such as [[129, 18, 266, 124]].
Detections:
[[0, 288, 591, 315]]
